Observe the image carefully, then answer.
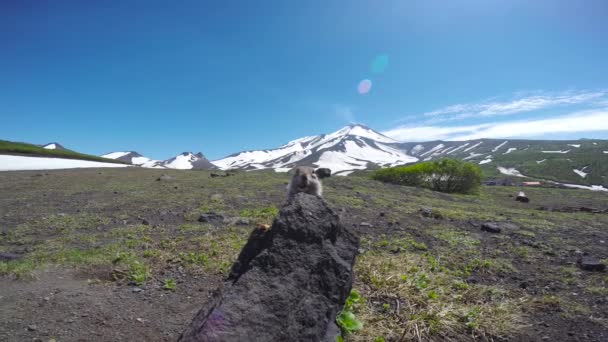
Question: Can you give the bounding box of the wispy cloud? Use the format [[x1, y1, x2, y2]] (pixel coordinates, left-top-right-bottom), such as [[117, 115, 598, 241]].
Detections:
[[334, 104, 357, 124], [421, 90, 607, 123], [383, 109, 608, 142]]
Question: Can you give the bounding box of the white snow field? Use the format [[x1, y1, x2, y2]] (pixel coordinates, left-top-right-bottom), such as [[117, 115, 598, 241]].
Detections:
[[0, 155, 130, 171]]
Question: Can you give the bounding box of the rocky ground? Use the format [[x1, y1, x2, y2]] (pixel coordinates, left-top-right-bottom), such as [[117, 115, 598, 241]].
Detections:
[[0, 168, 607, 341]]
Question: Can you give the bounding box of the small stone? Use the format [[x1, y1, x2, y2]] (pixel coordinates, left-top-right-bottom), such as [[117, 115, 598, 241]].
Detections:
[[132, 287, 143, 293], [43, 297, 50, 301], [420, 208, 442, 219], [157, 174, 174, 182], [542, 336, 550, 340], [27, 325, 37, 331], [198, 213, 224, 223], [142, 219, 150, 225], [481, 222, 501, 233], [0, 252, 22, 262], [359, 222, 373, 228]]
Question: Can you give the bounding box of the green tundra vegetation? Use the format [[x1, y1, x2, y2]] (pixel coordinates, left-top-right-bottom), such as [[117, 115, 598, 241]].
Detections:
[[372, 159, 483, 194]]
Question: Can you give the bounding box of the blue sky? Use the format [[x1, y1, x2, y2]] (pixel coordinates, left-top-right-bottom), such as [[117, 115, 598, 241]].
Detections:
[[1, 0, 607, 160]]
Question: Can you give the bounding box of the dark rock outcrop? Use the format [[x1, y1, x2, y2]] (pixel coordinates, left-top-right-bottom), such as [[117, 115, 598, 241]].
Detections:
[[315, 168, 332, 179], [577, 255, 606, 272], [179, 193, 360, 342]]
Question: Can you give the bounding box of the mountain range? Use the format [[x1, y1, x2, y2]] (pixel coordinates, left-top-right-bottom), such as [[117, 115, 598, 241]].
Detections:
[[2, 124, 607, 188]]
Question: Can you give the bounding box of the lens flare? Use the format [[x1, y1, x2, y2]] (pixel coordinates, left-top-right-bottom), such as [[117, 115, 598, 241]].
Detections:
[[357, 79, 372, 94], [371, 54, 389, 74]]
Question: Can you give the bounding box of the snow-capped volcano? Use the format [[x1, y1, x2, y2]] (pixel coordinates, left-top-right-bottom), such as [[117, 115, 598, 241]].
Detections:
[[213, 124, 417, 175], [42, 142, 67, 150], [160, 152, 216, 170], [100, 151, 164, 168], [101, 151, 216, 170]]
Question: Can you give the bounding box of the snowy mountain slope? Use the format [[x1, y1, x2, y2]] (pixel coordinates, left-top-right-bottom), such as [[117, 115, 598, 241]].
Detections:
[[100, 151, 165, 168], [101, 151, 216, 170], [160, 152, 217, 170], [212, 124, 417, 174]]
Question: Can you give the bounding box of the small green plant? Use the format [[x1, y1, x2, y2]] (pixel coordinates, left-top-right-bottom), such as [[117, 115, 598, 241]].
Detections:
[[163, 278, 176, 291], [128, 261, 149, 285], [336, 290, 364, 335]]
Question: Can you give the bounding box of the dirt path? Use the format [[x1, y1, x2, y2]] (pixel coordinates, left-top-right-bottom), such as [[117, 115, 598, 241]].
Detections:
[[0, 266, 219, 342]]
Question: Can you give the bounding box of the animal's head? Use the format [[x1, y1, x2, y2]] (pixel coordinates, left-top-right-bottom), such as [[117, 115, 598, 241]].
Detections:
[[293, 166, 319, 191]]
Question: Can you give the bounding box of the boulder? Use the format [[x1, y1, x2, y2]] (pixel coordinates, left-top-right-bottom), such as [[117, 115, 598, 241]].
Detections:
[[515, 191, 529, 203], [481, 222, 501, 233], [315, 168, 332, 179], [577, 255, 606, 272], [179, 193, 359, 342]]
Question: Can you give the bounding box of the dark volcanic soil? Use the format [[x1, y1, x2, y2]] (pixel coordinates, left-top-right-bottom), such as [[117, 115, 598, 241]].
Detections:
[[0, 168, 607, 341]]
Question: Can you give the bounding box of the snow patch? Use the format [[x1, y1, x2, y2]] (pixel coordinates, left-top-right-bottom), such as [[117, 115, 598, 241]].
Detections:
[[479, 158, 492, 165], [536, 159, 546, 164], [573, 169, 587, 178], [43, 143, 57, 150], [464, 141, 483, 152], [491, 141, 508, 152], [0, 155, 130, 171], [411, 144, 425, 154], [446, 143, 469, 155], [541, 150, 570, 154], [463, 152, 484, 160], [503, 148, 517, 155], [567, 144, 581, 148], [562, 184, 608, 192], [420, 144, 445, 157], [497, 167, 525, 177]]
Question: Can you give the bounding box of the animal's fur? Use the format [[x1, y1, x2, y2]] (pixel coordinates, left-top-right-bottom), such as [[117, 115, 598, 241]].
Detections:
[[286, 166, 323, 198]]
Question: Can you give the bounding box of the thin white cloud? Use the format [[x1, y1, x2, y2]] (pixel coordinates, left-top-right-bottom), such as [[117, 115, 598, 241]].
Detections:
[[334, 104, 357, 123], [422, 90, 607, 121], [383, 109, 608, 142]]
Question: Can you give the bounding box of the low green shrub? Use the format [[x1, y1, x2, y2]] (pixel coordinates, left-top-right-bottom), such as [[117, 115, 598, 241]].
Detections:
[[372, 159, 482, 194]]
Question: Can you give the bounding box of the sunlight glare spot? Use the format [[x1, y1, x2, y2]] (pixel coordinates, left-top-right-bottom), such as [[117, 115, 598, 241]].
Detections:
[[371, 54, 389, 73], [357, 79, 372, 94]]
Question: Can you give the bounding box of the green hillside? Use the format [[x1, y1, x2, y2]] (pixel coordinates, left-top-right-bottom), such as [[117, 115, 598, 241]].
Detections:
[[397, 139, 608, 187], [0, 140, 129, 164]]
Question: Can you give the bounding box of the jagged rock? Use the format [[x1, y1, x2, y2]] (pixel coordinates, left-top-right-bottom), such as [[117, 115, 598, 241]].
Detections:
[[577, 256, 606, 272], [198, 213, 225, 224], [315, 168, 332, 179], [481, 222, 501, 233], [179, 193, 359, 342]]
